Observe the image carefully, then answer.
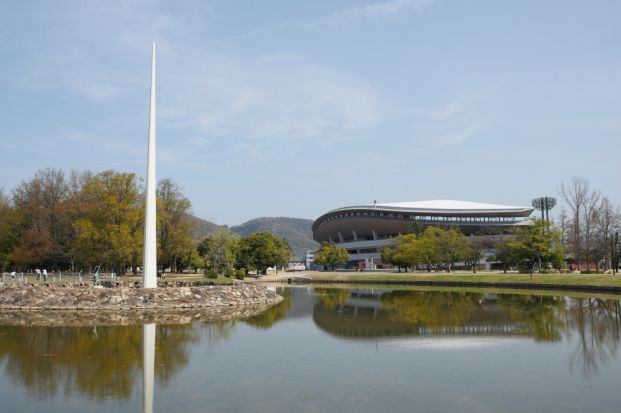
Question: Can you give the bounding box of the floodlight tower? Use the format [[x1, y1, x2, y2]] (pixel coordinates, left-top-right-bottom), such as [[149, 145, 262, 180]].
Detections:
[[143, 43, 157, 288], [531, 196, 557, 224]]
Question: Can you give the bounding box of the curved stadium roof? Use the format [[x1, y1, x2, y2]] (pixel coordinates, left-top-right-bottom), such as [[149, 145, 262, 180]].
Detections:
[[312, 200, 534, 242], [375, 200, 531, 212]]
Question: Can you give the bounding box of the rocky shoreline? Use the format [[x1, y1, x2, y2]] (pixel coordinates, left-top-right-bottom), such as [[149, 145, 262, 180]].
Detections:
[[0, 304, 279, 327], [0, 283, 283, 311]]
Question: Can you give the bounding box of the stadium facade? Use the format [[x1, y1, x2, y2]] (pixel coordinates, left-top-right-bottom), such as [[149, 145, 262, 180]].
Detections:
[[311, 200, 534, 268]]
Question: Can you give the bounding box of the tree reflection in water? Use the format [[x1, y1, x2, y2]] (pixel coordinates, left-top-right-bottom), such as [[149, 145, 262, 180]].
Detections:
[[1, 287, 620, 399], [566, 298, 621, 377], [312, 288, 621, 376], [0, 323, 200, 401], [243, 288, 293, 329]]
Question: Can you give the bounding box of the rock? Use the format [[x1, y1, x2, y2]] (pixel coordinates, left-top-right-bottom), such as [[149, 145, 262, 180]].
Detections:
[[0, 284, 282, 313]]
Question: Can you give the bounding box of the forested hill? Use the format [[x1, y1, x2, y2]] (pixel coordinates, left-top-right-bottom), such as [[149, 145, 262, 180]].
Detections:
[[232, 217, 318, 259], [188, 216, 319, 260], [186, 214, 222, 240]]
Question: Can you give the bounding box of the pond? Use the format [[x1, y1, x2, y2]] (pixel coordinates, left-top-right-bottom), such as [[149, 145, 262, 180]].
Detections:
[[0, 286, 620, 413]]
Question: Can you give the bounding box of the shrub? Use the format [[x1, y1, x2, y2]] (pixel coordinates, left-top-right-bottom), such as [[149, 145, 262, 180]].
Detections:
[[204, 269, 219, 279], [235, 269, 245, 280], [224, 268, 235, 278]]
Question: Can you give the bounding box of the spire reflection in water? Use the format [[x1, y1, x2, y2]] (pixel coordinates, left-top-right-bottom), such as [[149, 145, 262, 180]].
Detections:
[[143, 323, 155, 413]]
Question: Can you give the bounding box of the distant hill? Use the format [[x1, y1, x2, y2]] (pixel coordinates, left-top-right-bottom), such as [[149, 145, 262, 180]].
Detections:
[[232, 217, 318, 259], [187, 215, 319, 260], [186, 215, 223, 240]]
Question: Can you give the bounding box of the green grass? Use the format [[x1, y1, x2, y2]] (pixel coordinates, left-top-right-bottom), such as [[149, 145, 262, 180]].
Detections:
[[167, 275, 238, 284], [306, 271, 621, 288]]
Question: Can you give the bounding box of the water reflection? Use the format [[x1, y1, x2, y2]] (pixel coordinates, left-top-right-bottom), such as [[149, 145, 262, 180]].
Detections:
[[143, 324, 155, 413], [0, 323, 199, 401], [567, 298, 621, 377], [311, 288, 621, 375], [1, 287, 620, 408]]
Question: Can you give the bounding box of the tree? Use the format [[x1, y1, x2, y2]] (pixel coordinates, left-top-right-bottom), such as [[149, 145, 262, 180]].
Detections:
[[381, 242, 410, 272], [509, 220, 564, 277], [582, 188, 601, 270], [12, 168, 73, 269], [71, 171, 142, 274], [559, 177, 589, 269], [593, 197, 621, 270], [314, 242, 350, 270], [463, 236, 490, 273], [237, 232, 292, 275], [426, 226, 466, 273], [198, 227, 240, 273], [157, 179, 193, 273], [488, 238, 516, 273], [0, 190, 20, 270]]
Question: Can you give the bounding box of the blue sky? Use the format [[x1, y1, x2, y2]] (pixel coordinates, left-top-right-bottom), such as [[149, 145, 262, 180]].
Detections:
[[0, 0, 619, 225]]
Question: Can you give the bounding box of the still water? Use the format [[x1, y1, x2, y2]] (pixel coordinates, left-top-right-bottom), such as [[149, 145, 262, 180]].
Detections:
[[0, 286, 620, 413]]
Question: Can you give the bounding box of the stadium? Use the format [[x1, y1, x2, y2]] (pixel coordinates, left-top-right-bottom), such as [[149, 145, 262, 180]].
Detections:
[[311, 200, 534, 268]]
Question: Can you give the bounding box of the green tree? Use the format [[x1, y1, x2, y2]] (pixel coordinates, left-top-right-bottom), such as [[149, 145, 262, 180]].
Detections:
[[157, 179, 193, 273], [391, 234, 421, 271], [198, 227, 240, 274], [314, 242, 350, 270], [71, 171, 142, 274], [417, 228, 442, 272], [462, 236, 490, 273], [488, 238, 516, 273], [509, 219, 565, 277], [426, 226, 467, 273], [380, 242, 409, 272], [237, 232, 292, 275]]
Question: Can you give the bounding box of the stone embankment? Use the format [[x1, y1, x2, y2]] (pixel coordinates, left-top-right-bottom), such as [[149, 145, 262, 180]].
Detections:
[[0, 283, 282, 311], [0, 304, 277, 327]]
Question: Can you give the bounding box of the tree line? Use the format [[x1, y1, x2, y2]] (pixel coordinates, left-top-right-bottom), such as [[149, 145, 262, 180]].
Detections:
[[383, 221, 565, 275], [0, 168, 292, 276]]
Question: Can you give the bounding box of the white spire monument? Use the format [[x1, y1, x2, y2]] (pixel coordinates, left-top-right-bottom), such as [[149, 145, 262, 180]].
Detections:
[[143, 43, 157, 288]]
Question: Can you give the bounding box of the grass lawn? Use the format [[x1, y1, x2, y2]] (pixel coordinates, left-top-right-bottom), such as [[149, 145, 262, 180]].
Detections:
[[163, 275, 239, 284], [306, 271, 621, 288]]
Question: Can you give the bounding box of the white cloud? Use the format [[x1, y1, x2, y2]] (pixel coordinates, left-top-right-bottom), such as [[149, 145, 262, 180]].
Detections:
[[160, 48, 383, 156], [17, 0, 176, 101]]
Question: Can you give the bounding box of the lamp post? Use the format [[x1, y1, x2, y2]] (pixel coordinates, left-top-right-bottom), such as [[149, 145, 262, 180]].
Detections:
[[531, 197, 557, 225]]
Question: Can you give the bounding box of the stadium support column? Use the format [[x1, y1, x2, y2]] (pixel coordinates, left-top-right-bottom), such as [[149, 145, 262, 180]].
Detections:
[[143, 43, 157, 289]]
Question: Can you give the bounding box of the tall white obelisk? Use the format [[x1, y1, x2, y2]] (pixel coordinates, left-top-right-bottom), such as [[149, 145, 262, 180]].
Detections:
[[143, 43, 157, 289]]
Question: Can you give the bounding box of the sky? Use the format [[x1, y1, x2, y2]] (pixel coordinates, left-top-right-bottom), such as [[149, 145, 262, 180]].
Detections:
[[0, 0, 619, 225]]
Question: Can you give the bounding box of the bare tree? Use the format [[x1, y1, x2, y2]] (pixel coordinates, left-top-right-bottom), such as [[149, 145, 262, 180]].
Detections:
[[556, 207, 569, 245], [582, 188, 601, 269], [559, 177, 590, 269], [594, 197, 621, 269]]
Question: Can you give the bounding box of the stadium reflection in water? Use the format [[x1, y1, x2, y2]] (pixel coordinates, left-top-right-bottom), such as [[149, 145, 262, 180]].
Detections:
[[0, 287, 620, 412], [310, 288, 621, 376]]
